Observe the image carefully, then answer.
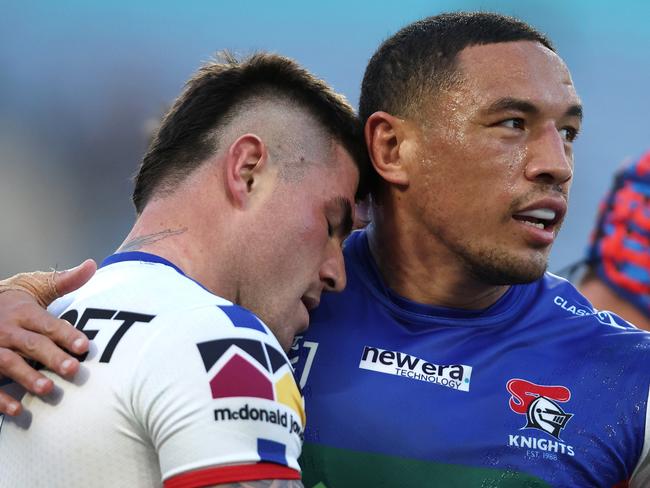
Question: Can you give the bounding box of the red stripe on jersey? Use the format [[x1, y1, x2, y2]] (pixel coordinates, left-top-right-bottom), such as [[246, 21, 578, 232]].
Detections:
[[164, 462, 300, 488]]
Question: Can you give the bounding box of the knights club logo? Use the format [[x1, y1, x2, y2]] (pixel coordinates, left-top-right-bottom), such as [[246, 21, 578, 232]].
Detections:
[[506, 378, 573, 439]]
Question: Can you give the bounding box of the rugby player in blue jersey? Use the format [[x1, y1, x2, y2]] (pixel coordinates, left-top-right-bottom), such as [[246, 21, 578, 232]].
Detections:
[[2, 11, 650, 488], [287, 13, 650, 486]]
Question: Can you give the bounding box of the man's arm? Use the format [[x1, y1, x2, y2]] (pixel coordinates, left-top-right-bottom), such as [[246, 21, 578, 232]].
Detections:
[[0, 260, 96, 415]]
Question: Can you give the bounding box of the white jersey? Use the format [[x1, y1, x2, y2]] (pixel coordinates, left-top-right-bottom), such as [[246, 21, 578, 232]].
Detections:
[[0, 252, 305, 487]]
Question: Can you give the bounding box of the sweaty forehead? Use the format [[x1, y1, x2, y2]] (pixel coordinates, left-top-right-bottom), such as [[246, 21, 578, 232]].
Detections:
[[454, 41, 579, 106]]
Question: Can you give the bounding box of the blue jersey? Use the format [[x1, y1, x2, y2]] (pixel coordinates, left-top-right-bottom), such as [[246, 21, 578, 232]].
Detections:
[[291, 230, 650, 487]]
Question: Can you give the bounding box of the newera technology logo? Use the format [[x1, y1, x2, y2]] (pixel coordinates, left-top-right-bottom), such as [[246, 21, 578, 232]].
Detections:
[[359, 346, 472, 392]]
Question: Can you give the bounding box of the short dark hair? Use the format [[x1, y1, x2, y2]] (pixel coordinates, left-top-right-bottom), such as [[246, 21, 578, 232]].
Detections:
[[359, 11, 553, 125], [133, 52, 369, 213]]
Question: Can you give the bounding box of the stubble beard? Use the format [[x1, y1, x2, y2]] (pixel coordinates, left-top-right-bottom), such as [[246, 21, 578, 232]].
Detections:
[[451, 202, 563, 286], [457, 241, 549, 286]]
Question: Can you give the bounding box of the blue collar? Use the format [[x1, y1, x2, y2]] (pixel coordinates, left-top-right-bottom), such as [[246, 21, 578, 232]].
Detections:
[[100, 251, 186, 275], [99, 251, 213, 294]]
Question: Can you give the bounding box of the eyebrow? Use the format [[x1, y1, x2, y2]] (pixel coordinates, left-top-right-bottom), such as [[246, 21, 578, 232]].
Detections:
[[565, 104, 583, 121], [483, 97, 583, 122], [326, 196, 354, 238]]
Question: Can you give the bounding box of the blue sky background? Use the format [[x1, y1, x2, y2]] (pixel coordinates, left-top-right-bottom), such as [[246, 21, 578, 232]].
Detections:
[[1, 0, 648, 274]]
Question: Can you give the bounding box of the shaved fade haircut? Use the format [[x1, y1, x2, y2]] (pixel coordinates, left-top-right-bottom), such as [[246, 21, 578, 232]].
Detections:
[[359, 11, 553, 125], [133, 52, 369, 213]]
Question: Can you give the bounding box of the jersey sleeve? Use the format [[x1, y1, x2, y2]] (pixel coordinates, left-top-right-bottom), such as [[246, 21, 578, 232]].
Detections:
[[123, 303, 305, 487]]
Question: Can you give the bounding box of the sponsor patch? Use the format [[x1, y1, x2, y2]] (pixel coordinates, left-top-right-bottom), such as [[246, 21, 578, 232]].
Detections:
[[358, 346, 472, 392], [553, 296, 591, 316], [197, 338, 305, 436], [553, 296, 626, 328]]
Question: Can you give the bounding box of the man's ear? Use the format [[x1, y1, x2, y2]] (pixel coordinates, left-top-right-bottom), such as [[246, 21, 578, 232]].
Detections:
[[224, 133, 269, 208], [364, 111, 411, 187]]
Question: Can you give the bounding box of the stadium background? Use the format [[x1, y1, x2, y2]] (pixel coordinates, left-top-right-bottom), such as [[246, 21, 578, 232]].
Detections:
[[1, 0, 648, 276]]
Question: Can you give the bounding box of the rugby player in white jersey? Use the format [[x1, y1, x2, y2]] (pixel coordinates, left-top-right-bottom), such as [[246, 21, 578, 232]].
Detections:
[[0, 52, 366, 487]]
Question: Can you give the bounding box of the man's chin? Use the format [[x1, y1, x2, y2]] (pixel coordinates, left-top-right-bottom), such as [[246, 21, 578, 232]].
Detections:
[[465, 250, 548, 286]]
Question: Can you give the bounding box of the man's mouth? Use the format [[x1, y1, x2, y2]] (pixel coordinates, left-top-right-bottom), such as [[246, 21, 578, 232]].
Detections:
[[512, 208, 558, 230], [512, 198, 567, 234]]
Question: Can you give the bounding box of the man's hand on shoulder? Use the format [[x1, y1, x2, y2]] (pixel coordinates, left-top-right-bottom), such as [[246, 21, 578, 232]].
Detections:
[[0, 259, 96, 416]]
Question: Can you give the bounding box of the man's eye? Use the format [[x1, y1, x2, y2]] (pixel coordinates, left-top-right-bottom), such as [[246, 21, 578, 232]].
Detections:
[[559, 126, 579, 143], [500, 118, 525, 130]]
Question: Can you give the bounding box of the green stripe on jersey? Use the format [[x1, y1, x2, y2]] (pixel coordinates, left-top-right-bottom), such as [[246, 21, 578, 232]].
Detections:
[[300, 442, 550, 488]]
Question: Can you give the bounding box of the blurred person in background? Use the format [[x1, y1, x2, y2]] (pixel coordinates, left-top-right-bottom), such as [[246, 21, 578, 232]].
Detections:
[[575, 150, 650, 330]]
